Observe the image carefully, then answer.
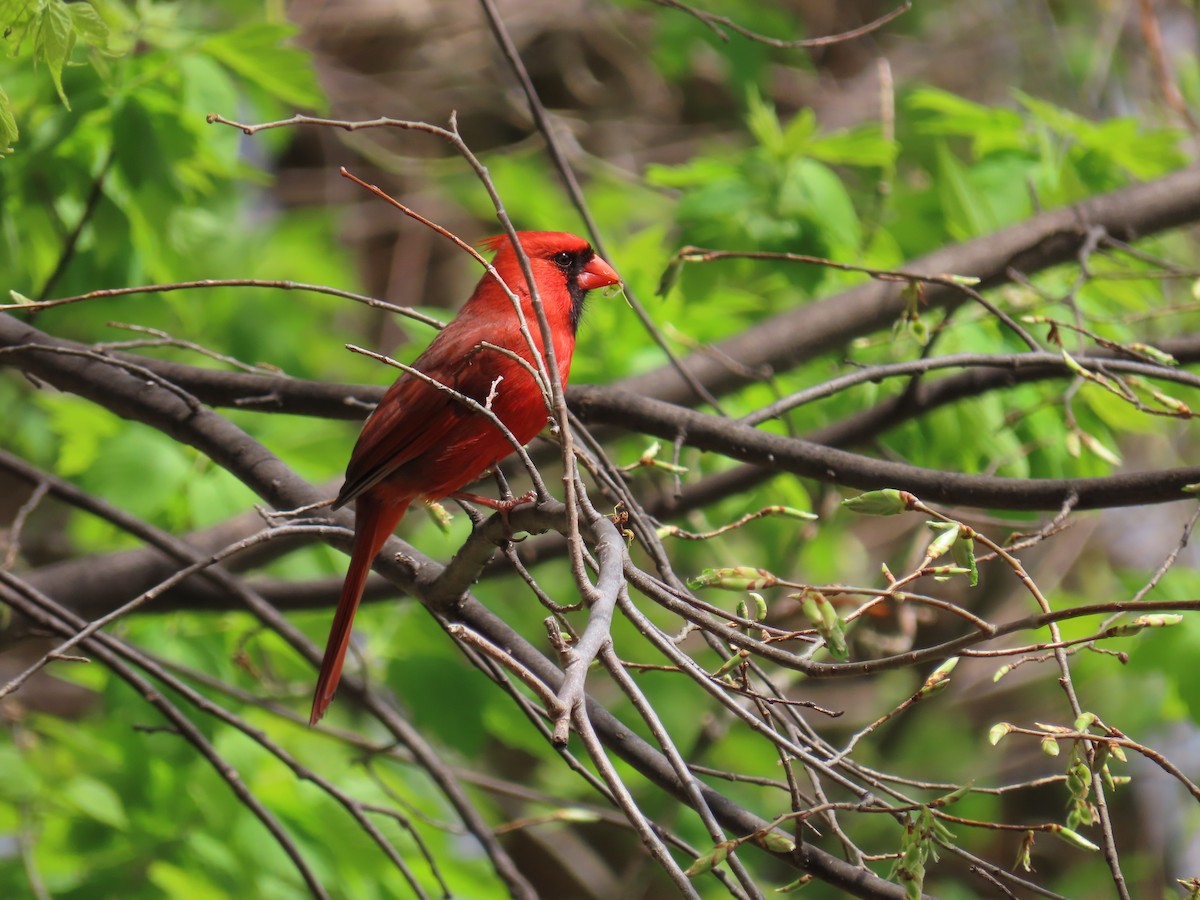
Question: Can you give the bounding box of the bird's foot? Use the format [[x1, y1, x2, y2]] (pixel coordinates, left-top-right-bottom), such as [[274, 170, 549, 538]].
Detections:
[[451, 490, 537, 536]]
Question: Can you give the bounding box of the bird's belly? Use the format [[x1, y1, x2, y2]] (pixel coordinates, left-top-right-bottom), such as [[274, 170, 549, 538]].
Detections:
[[411, 395, 549, 499]]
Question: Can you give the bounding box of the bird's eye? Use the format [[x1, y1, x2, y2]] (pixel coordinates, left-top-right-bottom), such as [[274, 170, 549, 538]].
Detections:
[[552, 250, 574, 269]]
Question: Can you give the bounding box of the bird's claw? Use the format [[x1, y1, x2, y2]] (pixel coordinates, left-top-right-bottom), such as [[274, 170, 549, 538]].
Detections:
[[451, 489, 538, 537]]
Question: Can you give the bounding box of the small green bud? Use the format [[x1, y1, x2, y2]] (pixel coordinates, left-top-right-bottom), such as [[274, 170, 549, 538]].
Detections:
[[951, 533, 978, 586], [1052, 826, 1099, 852], [900, 280, 924, 314], [933, 783, 973, 806], [684, 840, 734, 877], [842, 489, 908, 516], [923, 524, 960, 563], [1067, 762, 1091, 798], [1068, 802, 1095, 829], [768, 505, 818, 521], [917, 657, 958, 698], [1127, 342, 1177, 366], [424, 500, 454, 533], [1150, 389, 1190, 415], [928, 565, 971, 581], [1105, 613, 1183, 637], [1100, 762, 1116, 792], [823, 619, 849, 661], [714, 649, 751, 676], [794, 589, 849, 660], [1077, 430, 1121, 465], [1014, 831, 1035, 872], [557, 808, 603, 823], [797, 590, 823, 627], [988, 722, 1015, 746], [755, 831, 796, 854], [690, 566, 778, 591], [774, 874, 814, 892], [909, 316, 929, 346], [1061, 348, 1087, 377], [1064, 429, 1082, 458]]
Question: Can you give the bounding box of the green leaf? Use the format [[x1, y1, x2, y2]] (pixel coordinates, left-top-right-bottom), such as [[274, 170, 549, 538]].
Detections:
[[645, 156, 740, 190], [67, 2, 110, 49], [42, 396, 121, 477], [147, 861, 225, 900], [935, 141, 997, 239], [35, 1, 77, 108], [781, 157, 861, 251], [113, 94, 176, 188], [0, 84, 17, 153], [63, 775, 129, 830], [780, 106, 818, 154], [746, 87, 784, 156], [909, 86, 1027, 156], [807, 124, 898, 168], [202, 23, 324, 110]]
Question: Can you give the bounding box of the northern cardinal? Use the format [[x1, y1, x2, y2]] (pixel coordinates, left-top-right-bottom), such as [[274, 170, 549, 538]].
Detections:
[[310, 231, 620, 724]]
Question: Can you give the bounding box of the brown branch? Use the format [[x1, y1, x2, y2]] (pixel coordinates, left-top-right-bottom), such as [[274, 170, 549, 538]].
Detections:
[[0, 573, 333, 899], [571, 385, 1200, 511], [1137, 0, 1200, 134], [625, 165, 1200, 404], [0, 300, 908, 898], [1, 278, 445, 330], [646, 0, 911, 49]]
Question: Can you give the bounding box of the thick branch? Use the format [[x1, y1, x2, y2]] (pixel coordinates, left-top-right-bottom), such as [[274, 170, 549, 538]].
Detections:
[[571, 386, 1200, 511]]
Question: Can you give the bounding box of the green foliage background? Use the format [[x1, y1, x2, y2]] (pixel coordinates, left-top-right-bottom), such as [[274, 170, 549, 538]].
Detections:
[[2, 1, 1199, 897]]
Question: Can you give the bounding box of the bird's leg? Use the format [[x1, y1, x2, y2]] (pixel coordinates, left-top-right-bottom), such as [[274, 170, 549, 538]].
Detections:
[[450, 490, 537, 534]]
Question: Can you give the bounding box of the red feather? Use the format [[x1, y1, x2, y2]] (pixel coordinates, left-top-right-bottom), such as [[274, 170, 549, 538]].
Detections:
[[310, 231, 620, 723]]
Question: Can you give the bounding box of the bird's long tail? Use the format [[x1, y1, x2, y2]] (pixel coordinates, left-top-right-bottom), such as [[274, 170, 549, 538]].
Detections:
[[310, 492, 409, 725]]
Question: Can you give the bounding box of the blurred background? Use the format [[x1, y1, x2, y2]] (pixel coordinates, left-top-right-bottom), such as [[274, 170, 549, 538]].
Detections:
[[3, 1, 1200, 897]]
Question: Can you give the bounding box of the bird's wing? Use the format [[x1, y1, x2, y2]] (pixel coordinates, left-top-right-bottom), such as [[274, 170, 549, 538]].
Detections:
[[334, 326, 539, 507]]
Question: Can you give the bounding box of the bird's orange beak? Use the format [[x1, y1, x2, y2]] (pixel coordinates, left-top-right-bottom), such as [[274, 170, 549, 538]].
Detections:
[[577, 255, 621, 292]]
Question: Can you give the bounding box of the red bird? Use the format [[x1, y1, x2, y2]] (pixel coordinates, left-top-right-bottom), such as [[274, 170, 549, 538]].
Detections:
[[311, 231, 620, 724]]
